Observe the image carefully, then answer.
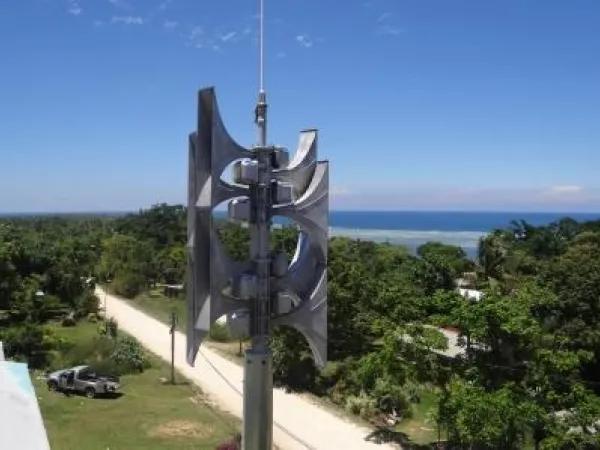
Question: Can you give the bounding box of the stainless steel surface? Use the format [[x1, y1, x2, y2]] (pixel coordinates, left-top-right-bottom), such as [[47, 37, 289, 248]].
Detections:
[[187, 85, 328, 449], [243, 349, 273, 450]]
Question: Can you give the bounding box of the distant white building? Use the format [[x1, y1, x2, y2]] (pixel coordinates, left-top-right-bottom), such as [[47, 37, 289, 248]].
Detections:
[[457, 287, 484, 302], [400, 326, 467, 359]]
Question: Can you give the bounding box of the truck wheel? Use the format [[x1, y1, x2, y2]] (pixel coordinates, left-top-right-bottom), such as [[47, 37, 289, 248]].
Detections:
[[85, 387, 96, 399], [47, 380, 58, 392]]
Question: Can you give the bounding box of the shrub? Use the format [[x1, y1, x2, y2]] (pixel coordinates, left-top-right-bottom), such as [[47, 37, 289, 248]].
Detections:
[[111, 335, 150, 373], [271, 327, 317, 391], [98, 317, 119, 339], [209, 321, 232, 342], [53, 336, 114, 370], [75, 291, 99, 318], [61, 312, 76, 327], [345, 392, 377, 419], [113, 272, 146, 299], [1, 324, 55, 368], [372, 378, 413, 417], [107, 318, 118, 338], [87, 313, 98, 323]]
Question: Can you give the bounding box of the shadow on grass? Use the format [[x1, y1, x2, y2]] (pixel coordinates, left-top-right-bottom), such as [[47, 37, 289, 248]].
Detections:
[[365, 427, 435, 450], [167, 381, 191, 386], [96, 392, 124, 400], [57, 391, 124, 400], [158, 379, 191, 386]]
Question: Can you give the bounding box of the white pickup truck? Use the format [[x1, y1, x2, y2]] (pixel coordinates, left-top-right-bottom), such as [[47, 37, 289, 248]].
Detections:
[[47, 365, 120, 398]]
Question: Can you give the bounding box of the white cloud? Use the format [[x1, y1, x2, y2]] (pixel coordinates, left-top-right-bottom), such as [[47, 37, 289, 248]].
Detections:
[[163, 20, 178, 29], [377, 24, 402, 36], [550, 185, 584, 194], [108, 0, 130, 8], [188, 26, 218, 50], [220, 31, 237, 42], [190, 26, 204, 38], [331, 187, 351, 197], [111, 16, 144, 25], [376, 11, 402, 36], [93, 20, 105, 27], [296, 34, 313, 48], [377, 12, 392, 23], [187, 25, 250, 51], [329, 185, 600, 212], [276, 51, 287, 59], [67, 0, 82, 15], [188, 26, 205, 47], [158, 0, 173, 11]]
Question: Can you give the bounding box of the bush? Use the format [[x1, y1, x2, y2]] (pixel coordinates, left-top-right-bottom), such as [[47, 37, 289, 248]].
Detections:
[[1, 324, 55, 368], [113, 272, 146, 299], [345, 392, 377, 419], [271, 327, 317, 391], [110, 335, 150, 373], [107, 318, 118, 338], [209, 321, 232, 342], [75, 291, 99, 318], [61, 312, 76, 327], [372, 378, 413, 417], [87, 313, 98, 323], [51, 335, 115, 371], [98, 317, 118, 339]]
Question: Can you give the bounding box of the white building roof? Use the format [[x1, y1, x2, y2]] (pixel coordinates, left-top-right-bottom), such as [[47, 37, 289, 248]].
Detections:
[[458, 288, 484, 302], [0, 361, 50, 450]]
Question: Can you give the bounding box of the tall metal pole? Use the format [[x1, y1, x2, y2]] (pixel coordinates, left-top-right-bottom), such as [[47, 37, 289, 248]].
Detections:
[[256, 0, 267, 148], [170, 311, 176, 385], [243, 0, 273, 448]]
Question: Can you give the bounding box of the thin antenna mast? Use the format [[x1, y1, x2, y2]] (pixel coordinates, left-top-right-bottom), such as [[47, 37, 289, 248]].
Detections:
[[259, 0, 265, 94], [255, 0, 267, 147]]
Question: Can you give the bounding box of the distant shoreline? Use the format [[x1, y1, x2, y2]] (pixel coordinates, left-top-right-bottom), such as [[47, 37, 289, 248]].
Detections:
[[3, 209, 599, 257]]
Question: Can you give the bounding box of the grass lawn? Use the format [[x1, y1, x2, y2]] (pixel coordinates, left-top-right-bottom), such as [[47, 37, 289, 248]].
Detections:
[[118, 287, 187, 332], [34, 321, 239, 450]]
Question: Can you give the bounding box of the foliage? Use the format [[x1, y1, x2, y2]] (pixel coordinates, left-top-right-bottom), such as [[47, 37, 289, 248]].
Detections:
[[110, 335, 150, 373], [99, 234, 154, 296], [438, 378, 529, 449], [1, 323, 55, 368], [345, 391, 377, 419], [418, 241, 472, 289], [6, 206, 600, 447], [271, 327, 317, 391], [113, 271, 147, 298], [209, 322, 232, 342], [98, 317, 119, 339]]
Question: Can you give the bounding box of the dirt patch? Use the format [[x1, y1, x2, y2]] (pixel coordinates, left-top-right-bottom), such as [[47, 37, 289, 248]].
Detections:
[[149, 420, 214, 439]]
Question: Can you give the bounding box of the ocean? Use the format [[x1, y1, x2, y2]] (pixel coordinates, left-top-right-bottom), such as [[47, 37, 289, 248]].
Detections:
[[327, 211, 600, 257], [3, 210, 599, 257]]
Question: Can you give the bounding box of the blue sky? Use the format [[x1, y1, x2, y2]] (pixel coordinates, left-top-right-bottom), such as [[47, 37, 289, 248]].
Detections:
[[0, 0, 599, 212]]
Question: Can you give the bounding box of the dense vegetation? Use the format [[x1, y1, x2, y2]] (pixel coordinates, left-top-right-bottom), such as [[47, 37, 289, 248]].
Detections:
[[0, 216, 151, 375], [3, 205, 600, 449], [0, 217, 106, 367]]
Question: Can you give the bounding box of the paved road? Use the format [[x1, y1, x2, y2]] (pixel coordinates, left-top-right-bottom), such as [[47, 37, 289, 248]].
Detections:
[[96, 287, 397, 450]]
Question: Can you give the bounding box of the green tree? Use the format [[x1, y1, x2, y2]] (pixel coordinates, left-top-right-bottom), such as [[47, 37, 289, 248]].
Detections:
[[438, 378, 529, 449]]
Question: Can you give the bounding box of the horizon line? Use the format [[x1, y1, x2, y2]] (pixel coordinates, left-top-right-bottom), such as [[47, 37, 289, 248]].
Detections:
[[2, 208, 600, 217]]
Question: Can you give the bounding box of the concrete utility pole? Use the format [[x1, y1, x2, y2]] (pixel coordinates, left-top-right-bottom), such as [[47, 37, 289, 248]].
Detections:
[[186, 1, 329, 449]]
